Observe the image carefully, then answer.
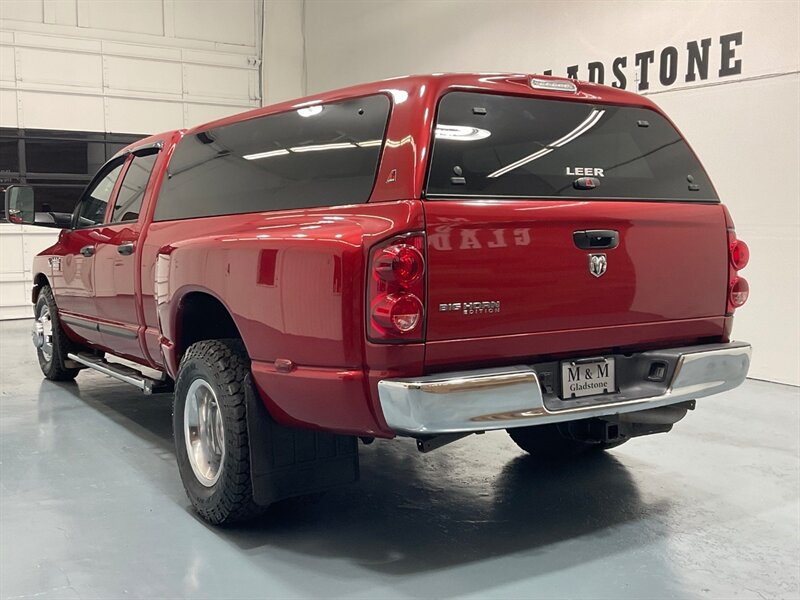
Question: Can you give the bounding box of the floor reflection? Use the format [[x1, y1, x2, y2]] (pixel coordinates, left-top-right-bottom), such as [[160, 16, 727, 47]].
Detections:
[[224, 444, 662, 577], [52, 374, 668, 578]]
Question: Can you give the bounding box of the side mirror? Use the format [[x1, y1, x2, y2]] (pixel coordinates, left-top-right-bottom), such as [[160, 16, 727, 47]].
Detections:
[[4, 185, 71, 228], [4, 184, 35, 224]]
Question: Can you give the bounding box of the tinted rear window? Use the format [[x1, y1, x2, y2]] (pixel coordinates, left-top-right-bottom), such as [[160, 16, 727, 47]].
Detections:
[[154, 95, 390, 221], [426, 92, 717, 202]]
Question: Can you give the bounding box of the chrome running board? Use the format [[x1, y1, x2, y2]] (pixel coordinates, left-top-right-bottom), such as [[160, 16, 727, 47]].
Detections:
[[67, 352, 171, 395]]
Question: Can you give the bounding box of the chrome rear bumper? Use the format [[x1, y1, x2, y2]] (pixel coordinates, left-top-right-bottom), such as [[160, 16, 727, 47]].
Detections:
[[378, 341, 751, 436]]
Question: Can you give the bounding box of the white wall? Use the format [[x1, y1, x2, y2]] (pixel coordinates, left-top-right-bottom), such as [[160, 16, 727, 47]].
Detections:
[[0, 224, 63, 319], [262, 0, 304, 104], [0, 0, 264, 319], [0, 0, 262, 133], [301, 0, 800, 385]]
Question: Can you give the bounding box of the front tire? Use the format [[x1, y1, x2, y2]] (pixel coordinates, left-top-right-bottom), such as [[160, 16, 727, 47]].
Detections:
[[34, 285, 80, 381], [508, 423, 628, 459], [173, 339, 264, 525]]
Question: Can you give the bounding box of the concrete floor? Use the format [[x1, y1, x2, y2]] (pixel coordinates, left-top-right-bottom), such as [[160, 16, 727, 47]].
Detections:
[[0, 319, 798, 600]]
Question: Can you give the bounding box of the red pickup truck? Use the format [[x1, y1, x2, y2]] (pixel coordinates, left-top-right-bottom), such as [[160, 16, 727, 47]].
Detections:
[[6, 74, 751, 525]]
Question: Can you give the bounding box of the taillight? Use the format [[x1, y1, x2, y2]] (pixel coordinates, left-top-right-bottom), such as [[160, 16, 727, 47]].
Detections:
[[729, 239, 750, 270], [729, 276, 749, 308], [372, 293, 424, 332], [726, 226, 750, 312], [374, 244, 424, 283], [368, 233, 425, 341]]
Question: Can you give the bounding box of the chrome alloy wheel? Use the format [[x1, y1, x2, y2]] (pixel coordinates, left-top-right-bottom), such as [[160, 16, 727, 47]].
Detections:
[[184, 379, 226, 487], [33, 305, 54, 362]]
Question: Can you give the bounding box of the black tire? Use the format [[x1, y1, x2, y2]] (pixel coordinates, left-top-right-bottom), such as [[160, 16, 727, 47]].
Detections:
[[508, 423, 628, 459], [34, 285, 80, 381], [173, 338, 264, 525]]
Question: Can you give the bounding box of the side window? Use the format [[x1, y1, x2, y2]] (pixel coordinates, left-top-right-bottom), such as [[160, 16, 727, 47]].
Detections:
[[154, 94, 391, 221], [75, 161, 124, 228], [110, 151, 158, 223]]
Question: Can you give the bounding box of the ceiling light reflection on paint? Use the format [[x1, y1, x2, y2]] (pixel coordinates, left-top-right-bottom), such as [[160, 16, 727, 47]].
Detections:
[[384, 89, 409, 103], [435, 124, 492, 141], [243, 149, 290, 160], [297, 105, 324, 117], [356, 139, 383, 148], [289, 142, 356, 153]]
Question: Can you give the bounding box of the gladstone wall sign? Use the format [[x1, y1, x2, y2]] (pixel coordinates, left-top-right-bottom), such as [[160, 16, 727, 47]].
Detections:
[[542, 32, 743, 91]]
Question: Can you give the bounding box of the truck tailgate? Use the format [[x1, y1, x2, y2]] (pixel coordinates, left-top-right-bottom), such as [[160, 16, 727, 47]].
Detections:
[[424, 199, 728, 345]]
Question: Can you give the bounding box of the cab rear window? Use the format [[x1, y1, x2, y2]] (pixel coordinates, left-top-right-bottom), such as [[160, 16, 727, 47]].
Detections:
[[425, 92, 718, 202]]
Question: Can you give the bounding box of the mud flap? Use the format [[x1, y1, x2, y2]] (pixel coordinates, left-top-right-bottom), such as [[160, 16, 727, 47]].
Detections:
[[244, 374, 359, 506]]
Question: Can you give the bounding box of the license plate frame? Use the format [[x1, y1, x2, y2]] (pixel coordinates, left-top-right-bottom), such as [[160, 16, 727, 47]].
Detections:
[[560, 357, 616, 399]]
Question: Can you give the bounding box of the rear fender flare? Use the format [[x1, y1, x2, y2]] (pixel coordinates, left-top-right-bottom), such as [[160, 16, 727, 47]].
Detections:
[[161, 284, 246, 378]]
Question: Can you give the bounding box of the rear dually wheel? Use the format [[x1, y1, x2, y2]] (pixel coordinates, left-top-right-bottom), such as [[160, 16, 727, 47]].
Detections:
[[173, 339, 265, 525]]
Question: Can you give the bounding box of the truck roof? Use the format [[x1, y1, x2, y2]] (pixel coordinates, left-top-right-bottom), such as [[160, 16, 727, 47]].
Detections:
[[119, 73, 656, 156], [189, 73, 658, 135]]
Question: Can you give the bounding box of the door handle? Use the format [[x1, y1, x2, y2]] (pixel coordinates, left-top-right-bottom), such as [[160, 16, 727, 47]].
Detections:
[[573, 230, 619, 250], [79, 245, 95, 257], [117, 242, 135, 256]]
